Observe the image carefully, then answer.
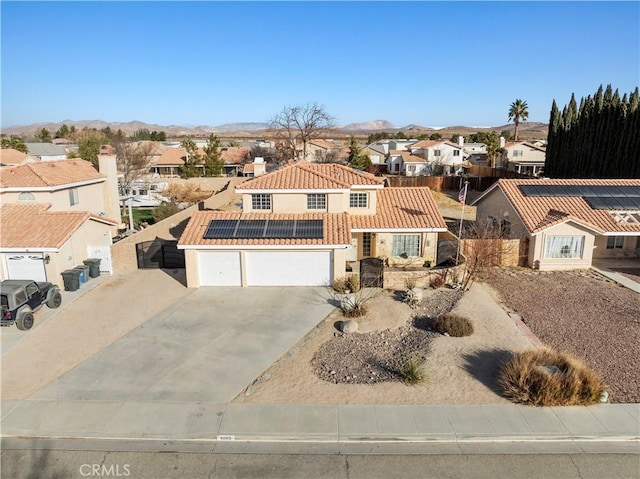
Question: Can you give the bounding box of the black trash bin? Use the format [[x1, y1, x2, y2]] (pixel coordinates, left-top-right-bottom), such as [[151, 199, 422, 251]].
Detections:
[[61, 269, 81, 291], [83, 258, 102, 278]]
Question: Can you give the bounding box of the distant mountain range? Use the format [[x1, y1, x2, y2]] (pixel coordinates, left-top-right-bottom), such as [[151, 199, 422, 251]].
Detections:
[[1, 119, 549, 139]]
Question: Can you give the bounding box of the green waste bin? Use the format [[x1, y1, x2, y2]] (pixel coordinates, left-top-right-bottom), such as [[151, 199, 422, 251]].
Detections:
[[61, 269, 81, 291], [83, 258, 102, 278]]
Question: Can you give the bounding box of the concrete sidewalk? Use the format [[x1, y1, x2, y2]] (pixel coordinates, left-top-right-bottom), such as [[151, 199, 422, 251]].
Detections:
[[2, 400, 638, 454]]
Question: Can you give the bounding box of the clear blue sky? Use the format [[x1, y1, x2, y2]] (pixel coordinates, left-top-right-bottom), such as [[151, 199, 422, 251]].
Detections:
[[2, 1, 639, 128]]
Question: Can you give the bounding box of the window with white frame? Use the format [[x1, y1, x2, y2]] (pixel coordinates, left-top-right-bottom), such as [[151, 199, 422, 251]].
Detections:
[[349, 192, 368, 208], [606, 236, 624, 249], [544, 235, 584, 259], [512, 150, 523, 157], [392, 235, 420, 257], [69, 187, 79, 206], [251, 194, 271, 210], [307, 193, 326, 210]]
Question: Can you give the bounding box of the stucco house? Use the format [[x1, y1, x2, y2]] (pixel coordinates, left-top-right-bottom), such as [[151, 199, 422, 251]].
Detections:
[[502, 139, 546, 176], [0, 148, 32, 167], [150, 146, 251, 177], [178, 162, 447, 287], [0, 159, 121, 281], [24, 143, 68, 161], [407, 140, 464, 175], [303, 139, 347, 163], [387, 150, 431, 176], [472, 178, 640, 271]]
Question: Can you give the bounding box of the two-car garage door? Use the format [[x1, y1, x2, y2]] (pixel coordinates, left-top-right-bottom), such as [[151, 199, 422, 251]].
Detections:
[[198, 251, 332, 286]]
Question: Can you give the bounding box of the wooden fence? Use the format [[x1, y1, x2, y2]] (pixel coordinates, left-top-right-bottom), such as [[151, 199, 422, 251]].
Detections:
[[386, 168, 534, 192]]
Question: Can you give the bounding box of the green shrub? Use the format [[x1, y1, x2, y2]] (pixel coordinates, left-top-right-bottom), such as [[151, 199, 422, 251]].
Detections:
[[399, 356, 427, 386], [433, 314, 473, 337], [498, 348, 606, 406]]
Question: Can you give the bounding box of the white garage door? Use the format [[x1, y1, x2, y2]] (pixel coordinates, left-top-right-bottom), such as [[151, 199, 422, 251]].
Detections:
[[246, 251, 332, 286], [198, 251, 241, 286], [4, 253, 47, 281]]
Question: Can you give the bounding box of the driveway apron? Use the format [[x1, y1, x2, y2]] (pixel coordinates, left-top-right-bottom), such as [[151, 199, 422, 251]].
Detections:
[[29, 287, 335, 403]]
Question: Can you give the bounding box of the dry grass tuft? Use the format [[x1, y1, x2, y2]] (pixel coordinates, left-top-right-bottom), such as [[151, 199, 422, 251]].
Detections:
[[434, 314, 474, 337], [498, 348, 606, 406]]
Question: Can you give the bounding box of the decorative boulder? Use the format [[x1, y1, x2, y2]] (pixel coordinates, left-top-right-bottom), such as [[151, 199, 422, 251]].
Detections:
[[341, 319, 359, 333]]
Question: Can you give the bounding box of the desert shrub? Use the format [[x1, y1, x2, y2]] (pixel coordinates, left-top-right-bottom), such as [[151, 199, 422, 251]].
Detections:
[[429, 275, 445, 289], [343, 303, 367, 318], [402, 289, 421, 308], [404, 277, 417, 290], [433, 313, 473, 337], [399, 355, 427, 386], [346, 274, 361, 293], [498, 348, 606, 406], [333, 277, 350, 294]]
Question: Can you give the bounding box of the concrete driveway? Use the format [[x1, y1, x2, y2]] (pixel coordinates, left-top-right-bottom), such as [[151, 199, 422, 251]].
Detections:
[[26, 286, 335, 403]]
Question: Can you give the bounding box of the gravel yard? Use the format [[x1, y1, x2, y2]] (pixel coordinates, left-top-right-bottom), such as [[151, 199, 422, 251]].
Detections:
[[484, 268, 640, 403]]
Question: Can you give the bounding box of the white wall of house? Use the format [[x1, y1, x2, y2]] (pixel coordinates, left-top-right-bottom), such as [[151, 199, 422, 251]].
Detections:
[[387, 154, 403, 174], [1, 181, 107, 215], [504, 144, 546, 165], [410, 143, 463, 166], [389, 140, 416, 151], [403, 162, 430, 176], [530, 222, 595, 270]]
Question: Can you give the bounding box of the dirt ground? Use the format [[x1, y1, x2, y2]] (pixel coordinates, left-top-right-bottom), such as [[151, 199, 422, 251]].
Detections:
[[233, 282, 539, 405]]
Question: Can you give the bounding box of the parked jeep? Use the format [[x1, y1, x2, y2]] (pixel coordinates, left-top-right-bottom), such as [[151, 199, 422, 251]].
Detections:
[[0, 280, 62, 330]]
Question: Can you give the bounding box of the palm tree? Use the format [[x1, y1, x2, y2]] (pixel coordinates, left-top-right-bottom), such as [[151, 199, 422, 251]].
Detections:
[[508, 99, 529, 141]]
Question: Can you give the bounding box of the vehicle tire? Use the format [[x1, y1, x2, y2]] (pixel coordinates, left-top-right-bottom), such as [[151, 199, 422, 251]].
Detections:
[[47, 290, 62, 309], [16, 311, 34, 331]]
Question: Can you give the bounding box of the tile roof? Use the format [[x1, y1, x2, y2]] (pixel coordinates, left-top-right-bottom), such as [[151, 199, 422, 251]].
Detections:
[[410, 140, 462, 150], [389, 150, 427, 163], [0, 203, 117, 249], [504, 141, 546, 152], [351, 187, 447, 231], [178, 211, 351, 247], [0, 159, 105, 188], [221, 146, 251, 164], [0, 148, 29, 166], [486, 179, 640, 234], [309, 139, 340, 150], [236, 161, 384, 191]]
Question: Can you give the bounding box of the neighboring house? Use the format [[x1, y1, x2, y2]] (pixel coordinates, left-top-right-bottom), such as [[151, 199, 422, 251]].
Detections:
[[0, 148, 32, 167], [0, 203, 118, 282], [388, 139, 417, 151], [25, 143, 68, 161], [303, 139, 346, 163], [399, 140, 464, 175], [242, 157, 268, 178], [387, 150, 431, 176], [362, 142, 389, 165], [501, 139, 546, 176], [472, 178, 640, 271], [122, 180, 169, 208], [150, 146, 250, 177], [178, 161, 447, 287]]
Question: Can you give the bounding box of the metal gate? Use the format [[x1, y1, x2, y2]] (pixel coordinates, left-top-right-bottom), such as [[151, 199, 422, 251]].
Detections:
[[360, 257, 384, 288], [136, 239, 185, 269]]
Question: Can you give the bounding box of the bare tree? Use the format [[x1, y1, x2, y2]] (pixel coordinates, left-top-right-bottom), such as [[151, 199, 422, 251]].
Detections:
[[269, 102, 335, 161], [116, 141, 155, 194], [458, 220, 521, 290]]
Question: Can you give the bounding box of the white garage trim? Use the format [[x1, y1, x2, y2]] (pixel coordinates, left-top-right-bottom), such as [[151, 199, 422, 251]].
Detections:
[[245, 251, 332, 286], [3, 253, 47, 281], [198, 251, 241, 286]]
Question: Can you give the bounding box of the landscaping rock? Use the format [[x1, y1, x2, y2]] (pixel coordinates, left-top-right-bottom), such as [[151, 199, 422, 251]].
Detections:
[[341, 319, 359, 333]]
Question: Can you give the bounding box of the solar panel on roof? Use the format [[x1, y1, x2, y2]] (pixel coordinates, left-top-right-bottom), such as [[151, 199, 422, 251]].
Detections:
[[203, 219, 324, 239], [203, 219, 238, 239], [615, 197, 640, 209], [520, 184, 640, 199], [294, 219, 324, 238], [264, 220, 295, 238], [235, 219, 267, 238]]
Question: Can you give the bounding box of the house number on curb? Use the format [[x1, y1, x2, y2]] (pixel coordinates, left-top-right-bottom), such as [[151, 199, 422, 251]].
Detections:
[[217, 435, 236, 441]]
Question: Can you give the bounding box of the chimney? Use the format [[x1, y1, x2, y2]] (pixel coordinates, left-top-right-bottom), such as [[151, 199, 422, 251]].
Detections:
[[97, 154, 122, 226], [499, 136, 506, 148], [458, 135, 464, 147], [253, 157, 266, 177]]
